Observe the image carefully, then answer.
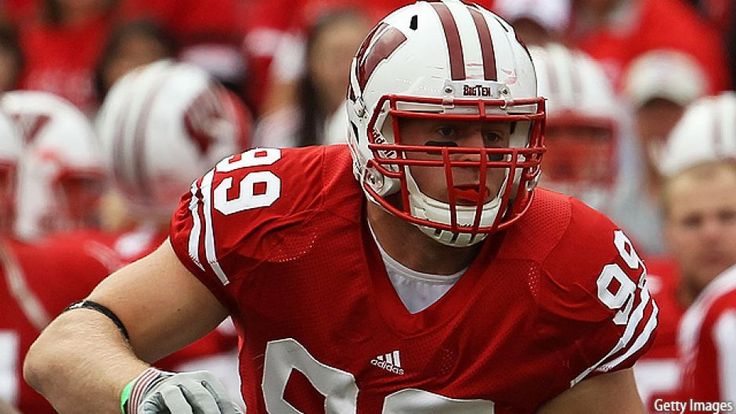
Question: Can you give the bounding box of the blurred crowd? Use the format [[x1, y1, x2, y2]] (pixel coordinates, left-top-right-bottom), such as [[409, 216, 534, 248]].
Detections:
[[0, 0, 735, 413]]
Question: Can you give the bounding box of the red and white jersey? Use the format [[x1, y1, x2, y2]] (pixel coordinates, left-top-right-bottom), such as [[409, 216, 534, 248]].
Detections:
[[678, 264, 736, 403], [169, 145, 658, 413], [634, 257, 685, 411], [0, 235, 112, 414]]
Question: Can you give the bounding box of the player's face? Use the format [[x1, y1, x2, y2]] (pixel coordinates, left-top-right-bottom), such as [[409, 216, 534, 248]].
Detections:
[[398, 119, 512, 205], [55, 173, 105, 229], [665, 166, 736, 293], [635, 98, 684, 169], [541, 124, 613, 186]]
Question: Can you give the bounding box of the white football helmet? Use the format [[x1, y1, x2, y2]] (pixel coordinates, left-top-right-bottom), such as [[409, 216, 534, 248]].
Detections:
[[96, 60, 251, 220], [661, 92, 736, 177], [348, 0, 546, 247], [529, 43, 619, 210], [0, 109, 22, 234], [2, 91, 106, 240]]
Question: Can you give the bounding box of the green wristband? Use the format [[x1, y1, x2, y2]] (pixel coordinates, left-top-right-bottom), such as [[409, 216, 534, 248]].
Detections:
[[120, 379, 135, 414]]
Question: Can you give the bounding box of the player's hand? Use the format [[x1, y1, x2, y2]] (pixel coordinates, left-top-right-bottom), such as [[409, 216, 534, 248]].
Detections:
[[123, 368, 243, 414]]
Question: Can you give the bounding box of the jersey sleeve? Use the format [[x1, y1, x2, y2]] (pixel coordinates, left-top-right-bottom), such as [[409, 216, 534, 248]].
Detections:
[[169, 147, 325, 311], [707, 299, 736, 401], [540, 197, 659, 386]]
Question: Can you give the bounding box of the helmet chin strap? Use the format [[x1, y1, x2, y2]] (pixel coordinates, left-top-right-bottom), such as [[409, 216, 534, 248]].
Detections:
[[404, 171, 502, 248]]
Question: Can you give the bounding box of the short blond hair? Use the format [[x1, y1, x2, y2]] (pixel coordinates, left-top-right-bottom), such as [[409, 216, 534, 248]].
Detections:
[[661, 159, 736, 218]]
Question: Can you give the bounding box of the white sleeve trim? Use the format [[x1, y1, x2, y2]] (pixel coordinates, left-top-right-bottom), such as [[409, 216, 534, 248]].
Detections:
[[200, 169, 230, 285], [714, 310, 736, 402], [187, 180, 205, 271], [571, 278, 655, 386]]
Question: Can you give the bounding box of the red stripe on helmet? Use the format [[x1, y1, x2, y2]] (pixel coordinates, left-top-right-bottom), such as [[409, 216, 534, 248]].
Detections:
[[358, 26, 408, 91], [468, 7, 496, 81], [431, 2, 466, 80], [132, 80, 165, 200], [353, 22, 388, 97]]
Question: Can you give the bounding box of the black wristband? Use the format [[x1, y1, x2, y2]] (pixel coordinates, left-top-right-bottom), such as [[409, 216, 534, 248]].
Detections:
[[64, 300, 130, 341]]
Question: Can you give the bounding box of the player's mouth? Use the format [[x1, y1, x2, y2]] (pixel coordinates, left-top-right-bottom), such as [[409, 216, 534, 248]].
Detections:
[[452, 184, 490, 205]]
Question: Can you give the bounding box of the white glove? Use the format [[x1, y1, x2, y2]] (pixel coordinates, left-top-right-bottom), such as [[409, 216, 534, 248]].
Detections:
[[123, 368, 243, 414]]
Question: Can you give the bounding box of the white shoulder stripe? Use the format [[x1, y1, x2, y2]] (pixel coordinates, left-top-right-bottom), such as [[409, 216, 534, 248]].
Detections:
[[187, 180, 204, 271], [714, 310, 736, 402], [571, 278, 653, 386], [200, 169, 230, 285], [599, 301, 659, 372]]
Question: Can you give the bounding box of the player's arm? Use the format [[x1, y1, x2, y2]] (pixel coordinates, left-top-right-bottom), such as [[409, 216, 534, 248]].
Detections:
[[0, 398, 21, 414], [538, 368, 645, 414], [23, 240, 228, 414]]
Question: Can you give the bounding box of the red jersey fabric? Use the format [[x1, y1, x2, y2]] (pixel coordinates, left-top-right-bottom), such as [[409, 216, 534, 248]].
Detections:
[[678, 265, 736, 405], [2, 0, 39, 24], [170, 145, 658, 413], [634, 257, 686, 411], [569, 0, 730, 93], [0, 234, 113, 414], [18, 16, 111, 113]]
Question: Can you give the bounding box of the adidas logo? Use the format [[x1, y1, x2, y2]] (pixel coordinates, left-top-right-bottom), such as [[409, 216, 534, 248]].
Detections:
[[370, 350, 405, 375]]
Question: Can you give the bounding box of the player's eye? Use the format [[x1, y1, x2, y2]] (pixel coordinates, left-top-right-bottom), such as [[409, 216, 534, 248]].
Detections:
[[681, 214, 702, 229], [483, 132, 504, 146], [436, 126, 456, 137], [718, 209, 736, 224]]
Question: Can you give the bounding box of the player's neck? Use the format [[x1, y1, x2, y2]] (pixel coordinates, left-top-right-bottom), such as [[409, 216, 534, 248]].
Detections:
[[366, 202, 481, 276], [676, 277, 701, 308]]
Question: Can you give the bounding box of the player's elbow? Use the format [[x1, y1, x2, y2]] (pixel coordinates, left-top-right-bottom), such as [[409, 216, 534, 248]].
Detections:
[[23, 327, 60, 393], [24, 315, 79, 394], [24, 335, 50, 393]]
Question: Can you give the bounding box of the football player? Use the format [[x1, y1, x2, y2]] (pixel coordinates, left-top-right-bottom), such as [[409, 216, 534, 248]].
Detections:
[[25, 2, 657, 413], [0, 103, 113, 413], [1, 91, 107, 241], [527, 43, 663, 257], [528, 43, 619, 212], [660, 92, 736, 404]]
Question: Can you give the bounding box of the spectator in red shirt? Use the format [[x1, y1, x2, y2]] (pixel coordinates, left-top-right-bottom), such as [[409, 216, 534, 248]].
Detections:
[[18, 0, 116, 113], [241, 0, 412, 114], [118, 0, 248, 103], [92, 19, 177, 103], [0, 27, 23, 92], [567, 0, 730, 93], [254, 8, 370, 148]]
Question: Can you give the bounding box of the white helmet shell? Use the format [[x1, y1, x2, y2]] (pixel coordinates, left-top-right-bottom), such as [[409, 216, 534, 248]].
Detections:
[[96, 59, 250, 219], [661, 92, 736, 177], [347, 0, 545, 247], [530, 43, 618, 126], [2, 91, 105, 240], [529, 43, 619, 210]]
